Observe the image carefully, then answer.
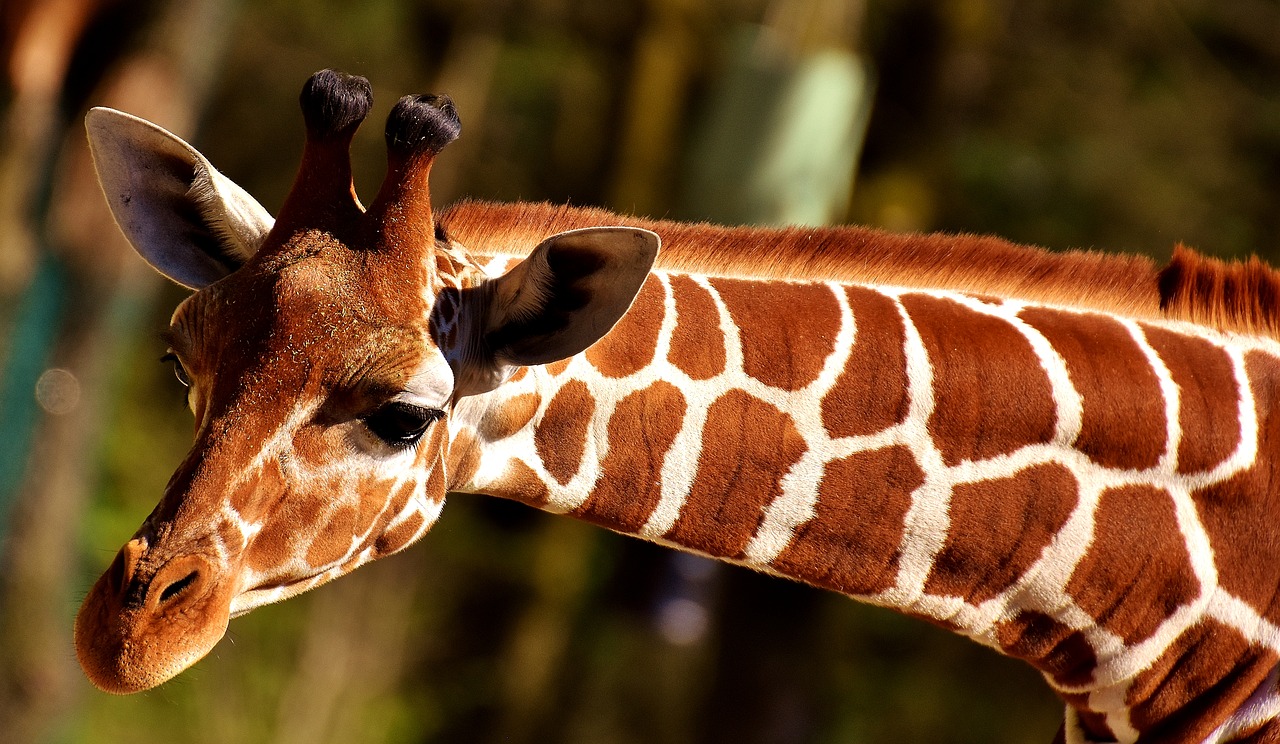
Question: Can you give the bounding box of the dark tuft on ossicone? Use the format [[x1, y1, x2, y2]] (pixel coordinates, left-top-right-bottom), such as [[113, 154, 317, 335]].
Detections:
[[300, 69, 373, 138], [385, 94, 461, 157]]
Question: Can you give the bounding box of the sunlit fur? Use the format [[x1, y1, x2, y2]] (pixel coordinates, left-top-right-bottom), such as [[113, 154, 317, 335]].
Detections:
[[75, 73, 462, 693], [440, 202, 1280, 742], [440, 199, 1280, 338], [77, 71, 1280, 744]]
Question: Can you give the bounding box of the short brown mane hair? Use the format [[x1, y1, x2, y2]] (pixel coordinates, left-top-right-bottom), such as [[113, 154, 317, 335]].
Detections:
[[438, 200, 1280, 338]]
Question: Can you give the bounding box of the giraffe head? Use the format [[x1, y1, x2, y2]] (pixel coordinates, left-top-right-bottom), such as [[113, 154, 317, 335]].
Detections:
[[74, 70, 658, 693]]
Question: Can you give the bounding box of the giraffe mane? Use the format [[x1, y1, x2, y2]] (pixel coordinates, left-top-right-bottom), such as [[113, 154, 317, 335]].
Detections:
[[1158, 244, 1280, 338], [438, 199, 1280, 338]]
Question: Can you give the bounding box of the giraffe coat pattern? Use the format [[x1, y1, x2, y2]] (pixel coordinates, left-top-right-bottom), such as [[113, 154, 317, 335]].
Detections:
[[442, 204, 1280, 744], [74, 71, 1280, 744]]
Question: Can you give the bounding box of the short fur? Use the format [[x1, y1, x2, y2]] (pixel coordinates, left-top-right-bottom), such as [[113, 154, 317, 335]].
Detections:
[[1159, 245, 1280, 337], [81, 71, 1280, 742], [385, 94, 461, 155], [299, 69, 373, 138], [439, 200, 1280, 338]]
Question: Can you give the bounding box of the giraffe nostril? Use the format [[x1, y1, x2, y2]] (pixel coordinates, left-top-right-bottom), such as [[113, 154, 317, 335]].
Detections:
[[157, 570, 199, 604]]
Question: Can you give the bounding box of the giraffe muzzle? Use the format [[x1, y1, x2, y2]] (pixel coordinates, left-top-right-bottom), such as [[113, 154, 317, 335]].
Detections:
[[74, 538, 234, 693]]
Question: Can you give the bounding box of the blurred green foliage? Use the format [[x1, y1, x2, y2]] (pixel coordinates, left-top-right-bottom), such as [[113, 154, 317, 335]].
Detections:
[[3, 0, 1279, 743]]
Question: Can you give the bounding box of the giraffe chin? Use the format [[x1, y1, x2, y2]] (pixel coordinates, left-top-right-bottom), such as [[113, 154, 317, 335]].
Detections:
[[73, 556, 234, 694]]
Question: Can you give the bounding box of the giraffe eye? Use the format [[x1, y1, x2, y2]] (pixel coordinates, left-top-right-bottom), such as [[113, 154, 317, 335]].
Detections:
[[160, 352, 191, 388], [364, 402, 443, 448]]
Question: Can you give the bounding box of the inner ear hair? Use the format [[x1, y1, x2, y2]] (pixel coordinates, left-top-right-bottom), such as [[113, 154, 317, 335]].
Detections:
[[185, 168, 262, 266]]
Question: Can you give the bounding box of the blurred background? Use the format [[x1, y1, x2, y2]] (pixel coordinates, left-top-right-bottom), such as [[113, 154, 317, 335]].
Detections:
[[2, 0, 1279, 742]]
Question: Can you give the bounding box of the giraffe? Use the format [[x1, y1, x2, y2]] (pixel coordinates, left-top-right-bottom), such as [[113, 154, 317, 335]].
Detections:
[[73, 69, 1280, 743]]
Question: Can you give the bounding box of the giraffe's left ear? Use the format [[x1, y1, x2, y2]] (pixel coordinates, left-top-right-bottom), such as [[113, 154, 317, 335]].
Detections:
[[463, 226, 659, 393], [86, 107, 275, 289]]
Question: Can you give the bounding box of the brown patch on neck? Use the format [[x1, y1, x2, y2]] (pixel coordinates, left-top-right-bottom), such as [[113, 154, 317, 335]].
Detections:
[[923, 463, 1078, 605], [1125, 619, 1279, 741], [572, 381, 686, 532], [710, 278, 842, 390], [438, 200, 1280, 338], [667, 275, 726, 379], [901, 293, 1058, 465], [820, 286, 909, 437], [476, 392, 541, 441], [772, 445, 923, 596], [534, 380, 594, 486], [1142, 325, 1242, 474], [1067, 484, 1200, 645], [994, 610, 1097, 689], [664, 391, 807, 557], [484, 459, 550, 508]]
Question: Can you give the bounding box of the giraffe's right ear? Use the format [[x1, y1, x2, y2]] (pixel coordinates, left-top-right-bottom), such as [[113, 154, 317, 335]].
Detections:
[[85, 107, 274, 289], [457, 226, 659, 396]]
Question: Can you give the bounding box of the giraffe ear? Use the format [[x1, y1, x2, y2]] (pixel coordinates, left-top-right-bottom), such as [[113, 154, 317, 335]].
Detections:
[[86, 107, 275, 289], [470, 226, 659, 383]]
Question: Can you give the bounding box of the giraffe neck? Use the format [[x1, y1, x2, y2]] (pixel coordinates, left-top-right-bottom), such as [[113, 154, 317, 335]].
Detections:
[[448, 267, 1280, 743]]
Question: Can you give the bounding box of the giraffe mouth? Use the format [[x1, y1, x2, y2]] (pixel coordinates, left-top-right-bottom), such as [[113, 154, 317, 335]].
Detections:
[[228, 563, 355, 618], [74, 547, 234, 694], [228, 581, 316, 618]]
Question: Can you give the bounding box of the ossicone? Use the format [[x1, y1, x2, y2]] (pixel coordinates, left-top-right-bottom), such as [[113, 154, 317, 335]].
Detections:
[[300, 69, 373, 140], [366, 91, 462, 254], [385, 93, 461, 158], [265, 69, 374, 246]]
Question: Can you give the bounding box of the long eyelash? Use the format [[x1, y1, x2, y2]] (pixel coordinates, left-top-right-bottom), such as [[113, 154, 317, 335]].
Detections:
[[159, 352, 192, 408]]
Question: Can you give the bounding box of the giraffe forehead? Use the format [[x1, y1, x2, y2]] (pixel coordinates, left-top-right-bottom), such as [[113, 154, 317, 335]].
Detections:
[[175, 241, 445, 369], [236, 226, 438, 309], [268, 240, 436, 325]]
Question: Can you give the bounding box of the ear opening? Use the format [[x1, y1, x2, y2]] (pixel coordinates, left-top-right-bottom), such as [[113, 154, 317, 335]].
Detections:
[[86, 107, 274, 289], [460, 227, 659, 393]]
